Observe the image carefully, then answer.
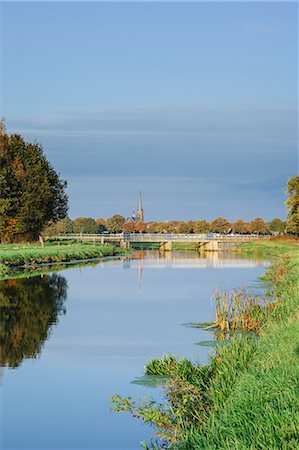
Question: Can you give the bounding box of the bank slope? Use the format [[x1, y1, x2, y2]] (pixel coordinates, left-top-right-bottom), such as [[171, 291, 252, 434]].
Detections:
[[183, 241, 299, 450]]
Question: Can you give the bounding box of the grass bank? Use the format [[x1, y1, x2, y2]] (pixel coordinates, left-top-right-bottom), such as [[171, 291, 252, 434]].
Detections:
[[111, 241, 299, 449], [0, 241, 124, 277]]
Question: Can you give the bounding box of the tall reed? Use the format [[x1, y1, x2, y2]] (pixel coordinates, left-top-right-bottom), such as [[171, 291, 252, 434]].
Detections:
[[214, 286, 268, 333]]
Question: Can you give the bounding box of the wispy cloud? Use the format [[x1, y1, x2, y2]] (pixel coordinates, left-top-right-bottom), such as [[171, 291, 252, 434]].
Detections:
[[8, 103, 297, 146]]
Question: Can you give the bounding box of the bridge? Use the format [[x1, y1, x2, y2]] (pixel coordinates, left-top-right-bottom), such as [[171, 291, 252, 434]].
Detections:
[[58, 233, 269, 252]]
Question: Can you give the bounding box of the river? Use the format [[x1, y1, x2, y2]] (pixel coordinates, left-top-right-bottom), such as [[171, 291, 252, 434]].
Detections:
[[0, 250, 268, 450]]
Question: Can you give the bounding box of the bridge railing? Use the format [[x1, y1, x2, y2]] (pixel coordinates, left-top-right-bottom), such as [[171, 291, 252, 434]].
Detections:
[[56, 233, 269, 242], [57, 233, 124, 241]]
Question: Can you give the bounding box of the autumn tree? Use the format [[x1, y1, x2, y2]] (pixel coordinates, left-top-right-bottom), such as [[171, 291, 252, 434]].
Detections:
[[0, 125, 68, 242], [232, 219, 250, 234], [210, 217, 230, 233], [146, 222, 161, 233], [123, 221, 138, 233], [96, 217, 107, 233], [135, 221, 147, 233], [73, 217, 98, 234], [194, 220, 210, 233], [285, 175, 299, 235], [250, 217, 267, 235], [106, 214, 126, 233], [177, 221, 193, 233]]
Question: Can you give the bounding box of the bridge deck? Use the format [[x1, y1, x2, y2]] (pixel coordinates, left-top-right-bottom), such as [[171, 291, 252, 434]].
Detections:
[[58, 233, 268, 243]]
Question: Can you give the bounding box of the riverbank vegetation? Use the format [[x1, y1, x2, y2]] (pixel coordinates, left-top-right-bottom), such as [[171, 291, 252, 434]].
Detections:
[[0, 241, 123, 273], [110, 241, 299, 449]]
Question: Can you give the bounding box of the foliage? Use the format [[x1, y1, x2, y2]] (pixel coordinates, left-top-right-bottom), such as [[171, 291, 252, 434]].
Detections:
[[285, 175, 299, 235], [0, 273, 67, 367], [96, 217, 107, 233], [250, 217, 268, 234], [105, 214, 126, 233], [176, 222, 194, 234], [0, 263, 9, 277], [232, 219, 251, 234], [73, 217, 98, 234], [43, 216, 73, 236], [123, 221, 147, 233], [209, 217, 230, 233], [0, 124, 68, 242], [268, 217, 285, 234]]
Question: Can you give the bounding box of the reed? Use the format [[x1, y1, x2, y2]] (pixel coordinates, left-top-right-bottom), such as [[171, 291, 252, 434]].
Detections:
[[213, 286, 268, 333]]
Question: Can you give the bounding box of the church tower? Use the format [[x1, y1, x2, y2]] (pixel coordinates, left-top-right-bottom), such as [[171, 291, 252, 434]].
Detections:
[[136, 192, 144, 222]]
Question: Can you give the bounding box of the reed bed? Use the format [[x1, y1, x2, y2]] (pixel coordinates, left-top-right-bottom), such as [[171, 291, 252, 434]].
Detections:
[[213, 286, 269, 333]]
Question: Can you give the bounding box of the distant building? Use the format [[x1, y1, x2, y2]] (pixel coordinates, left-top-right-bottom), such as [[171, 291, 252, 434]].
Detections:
[[126, 192, 144, 223], [136, 192, 144, 222]]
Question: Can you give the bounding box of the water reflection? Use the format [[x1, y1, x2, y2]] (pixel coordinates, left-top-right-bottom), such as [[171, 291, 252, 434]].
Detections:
[[1, 252, 268, 449], [123, 250, 269, 288], [0, 274, 67, 368]]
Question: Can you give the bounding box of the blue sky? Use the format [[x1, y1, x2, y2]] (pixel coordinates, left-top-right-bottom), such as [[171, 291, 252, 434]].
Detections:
[[1, 1, 298, 221]]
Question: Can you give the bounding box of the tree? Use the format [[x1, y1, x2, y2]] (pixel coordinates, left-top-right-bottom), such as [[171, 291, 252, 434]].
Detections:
[[177, 221, 193, 233], [285, 176, 299, 235], [210, 217, 230, 233], [269, 218, 285, 234], [194, 220, 210, 233], [96, 217, 107, 233], [250, 217, 267, 235], [73, 217, 98, 234], [123, 221, 138, 233], [0, 125, 68, 242], [135, 221, 147, 233], [146, 222, 161, 233], [43, 216, 73, 237], [232, 219, 251, 234], [106, 214, 125, 233]]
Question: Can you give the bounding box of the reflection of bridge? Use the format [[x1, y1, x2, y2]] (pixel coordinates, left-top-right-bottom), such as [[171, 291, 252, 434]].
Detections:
[[91, 251, 270, 289], [59, 233, 269, 252]]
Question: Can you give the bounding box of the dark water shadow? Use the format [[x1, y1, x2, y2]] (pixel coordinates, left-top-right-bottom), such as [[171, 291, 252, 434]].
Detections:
[[0, 273, 68, 368]]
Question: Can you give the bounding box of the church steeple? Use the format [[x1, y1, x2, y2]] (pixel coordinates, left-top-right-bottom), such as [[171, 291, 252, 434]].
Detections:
[[136, 192, 144, 222]]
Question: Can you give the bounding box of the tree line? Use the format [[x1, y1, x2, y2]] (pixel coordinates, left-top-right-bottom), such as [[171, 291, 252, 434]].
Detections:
[[0, 125, 298, 242], [45, 215, 288, 236]]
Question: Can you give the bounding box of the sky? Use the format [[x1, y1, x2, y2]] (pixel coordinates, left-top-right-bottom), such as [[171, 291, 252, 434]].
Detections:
[[1, 1, 298, 221]]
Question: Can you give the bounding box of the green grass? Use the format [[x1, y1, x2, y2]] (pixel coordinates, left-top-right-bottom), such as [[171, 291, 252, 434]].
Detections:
[[243, 240, 299, 257], [185, 320, 299, 450], [0, 241, 123, 272], [111, 240, 299, 449]]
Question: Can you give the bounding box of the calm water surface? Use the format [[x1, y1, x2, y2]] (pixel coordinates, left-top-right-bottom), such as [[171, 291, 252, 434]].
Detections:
[[0, 251, 268, 450]]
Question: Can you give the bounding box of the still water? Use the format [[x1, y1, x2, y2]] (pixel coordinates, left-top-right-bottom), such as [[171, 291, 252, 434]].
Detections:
[[0, 251, 268, 450]]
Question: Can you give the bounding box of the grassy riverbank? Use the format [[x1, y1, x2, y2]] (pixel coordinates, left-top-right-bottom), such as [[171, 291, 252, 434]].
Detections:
[[111, 241, 299, 449], [0, 241, 124, 275]]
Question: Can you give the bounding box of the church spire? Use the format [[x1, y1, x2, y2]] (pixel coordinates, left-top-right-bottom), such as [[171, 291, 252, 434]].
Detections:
[[136, 192, 144, 222]]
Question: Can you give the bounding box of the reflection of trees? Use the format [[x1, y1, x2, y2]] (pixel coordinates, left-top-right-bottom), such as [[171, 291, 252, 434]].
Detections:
[[0, 274, 67, 368]]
